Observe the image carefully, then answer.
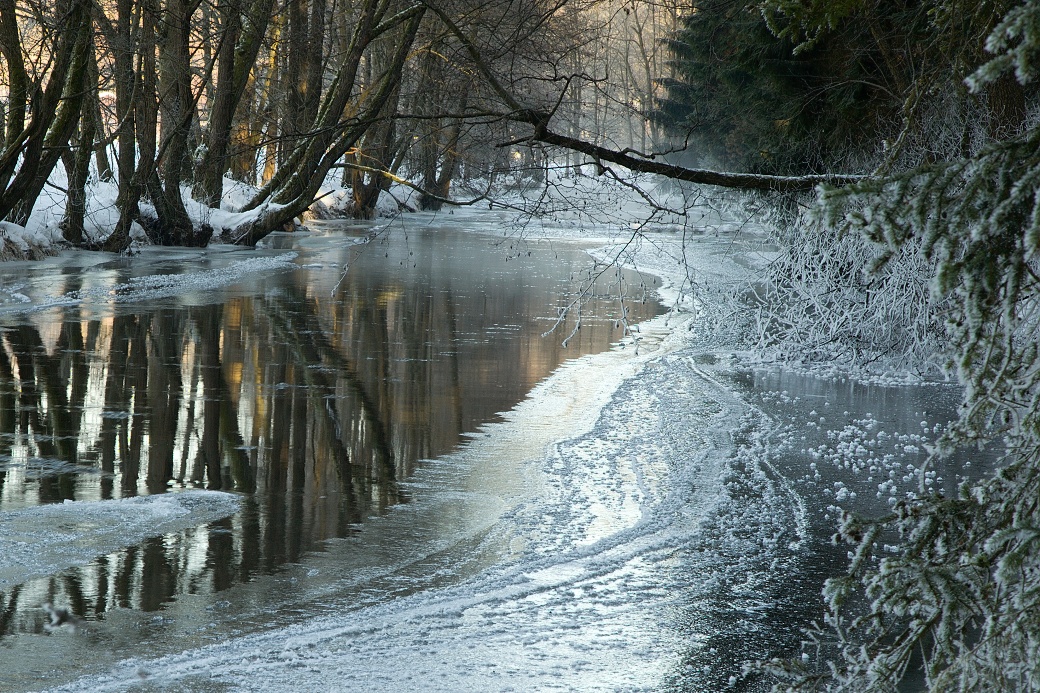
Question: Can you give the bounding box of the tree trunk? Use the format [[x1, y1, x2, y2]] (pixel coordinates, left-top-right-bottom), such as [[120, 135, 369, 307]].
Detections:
[[62, 35, 100, 245], [303, 0, 326, 125], [104, 0, 140, 249], [194, 0, 276, 205], [0, 0, 28, 193], [0, 0, 92, 225], [420, 115, 463, 211], [153, 0, 197, 245], [227, 7, 426, 244], [194, 0, 242, 206], [280, 0, 308, 167], [350, 111, 401, 218], [987, 73, 1026, 141], [87, 51, 114, 183]]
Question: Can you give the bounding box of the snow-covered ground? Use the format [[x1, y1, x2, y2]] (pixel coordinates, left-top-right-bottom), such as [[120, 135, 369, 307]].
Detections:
[[0, 170, 275, 257]]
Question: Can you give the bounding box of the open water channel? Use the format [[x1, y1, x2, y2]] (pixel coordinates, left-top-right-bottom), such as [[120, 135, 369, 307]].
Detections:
[[0, 215, 977, 691]]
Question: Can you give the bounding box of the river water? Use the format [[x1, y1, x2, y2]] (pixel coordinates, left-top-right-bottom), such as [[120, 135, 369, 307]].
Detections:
[[0, 216, 976, 691]]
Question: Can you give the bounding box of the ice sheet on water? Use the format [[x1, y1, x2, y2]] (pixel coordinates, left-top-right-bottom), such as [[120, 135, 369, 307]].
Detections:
[[0, 491, 240, 589], [0, 250, 299, 316]]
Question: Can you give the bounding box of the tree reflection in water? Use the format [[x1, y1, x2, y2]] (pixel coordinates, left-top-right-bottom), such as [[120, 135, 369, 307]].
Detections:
[[0, 229, 660, 636]]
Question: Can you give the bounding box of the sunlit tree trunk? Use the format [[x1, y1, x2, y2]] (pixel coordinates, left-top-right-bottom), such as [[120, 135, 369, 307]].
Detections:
[[195, 0, 276, 204], [0, 0, 27, 194], [230, 3, 425, 244]]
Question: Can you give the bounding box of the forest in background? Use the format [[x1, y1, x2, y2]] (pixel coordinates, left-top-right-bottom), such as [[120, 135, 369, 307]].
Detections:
[[2, 0, 1040, 690], [0, 0, 680, 249]]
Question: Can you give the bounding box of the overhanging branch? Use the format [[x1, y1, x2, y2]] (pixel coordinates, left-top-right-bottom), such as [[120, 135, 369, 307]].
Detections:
[[424, 0, 868, 194], [525, 126, 867, 193]]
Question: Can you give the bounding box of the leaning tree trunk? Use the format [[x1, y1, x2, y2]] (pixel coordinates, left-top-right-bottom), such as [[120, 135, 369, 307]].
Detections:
[[194, 0, 275, 206], [194, 0, 243, 207], [62, 34, 100, 245]]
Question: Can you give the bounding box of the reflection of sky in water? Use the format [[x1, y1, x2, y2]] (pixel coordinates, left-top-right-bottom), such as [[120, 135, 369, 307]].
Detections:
[[0, 227, 659, 640]]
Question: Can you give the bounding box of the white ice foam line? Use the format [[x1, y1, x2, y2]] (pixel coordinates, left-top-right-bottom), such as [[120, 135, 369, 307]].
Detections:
[[0, 491, 240, 588]]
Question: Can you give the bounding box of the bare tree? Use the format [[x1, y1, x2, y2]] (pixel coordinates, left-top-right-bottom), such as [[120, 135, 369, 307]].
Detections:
[[0, 0, 93, 225]]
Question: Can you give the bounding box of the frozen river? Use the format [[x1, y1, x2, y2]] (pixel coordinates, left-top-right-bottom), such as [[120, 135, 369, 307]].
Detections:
[[0, 213, 973, 691]]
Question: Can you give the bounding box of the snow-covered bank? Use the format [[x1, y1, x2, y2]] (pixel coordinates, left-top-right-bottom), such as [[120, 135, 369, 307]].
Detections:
[[4, 170, 287, 257], [0, 491, 240, 590]]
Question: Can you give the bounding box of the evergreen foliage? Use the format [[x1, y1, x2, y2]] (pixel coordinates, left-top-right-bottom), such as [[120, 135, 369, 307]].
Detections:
[[769, 117, 1040, 693], [657, 0, 823, 172], [657, 0, 916, 174], [713, 1, 1040, 690]]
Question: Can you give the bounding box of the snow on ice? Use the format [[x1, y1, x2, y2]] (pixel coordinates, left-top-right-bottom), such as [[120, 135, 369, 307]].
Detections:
[[0, 491, 240, 589]]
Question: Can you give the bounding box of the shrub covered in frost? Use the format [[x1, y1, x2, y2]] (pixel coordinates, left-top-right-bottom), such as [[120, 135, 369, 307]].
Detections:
[[747, 205, 948, 375]]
